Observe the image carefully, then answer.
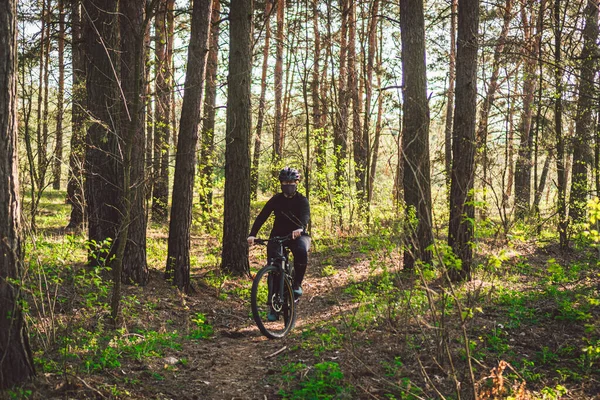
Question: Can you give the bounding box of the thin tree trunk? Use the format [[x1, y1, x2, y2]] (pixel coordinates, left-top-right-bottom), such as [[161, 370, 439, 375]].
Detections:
[[118, 0, 151, 289], [448, 0, 479, 282], [83, 0, 122, 266], [368, 25, 383, 204], [349, 0, 365, 204], [334, 0, 349, 215], [166, 0, 212, 292], [41, 1, 51, 189], [569, 0, 598, 223], [144, 24, 153, 205], [444, 0, 457, 190], [364, 0, 379, 205], [221, 0, 252, 275], [596, 112, 600, 196], [273, 0, 284, 163], [250, 0, 271, 200], [514, 2, 541, 220], [198, 0, 220, 211], [554, 0, 568, 248], [151, 0, 174, 222], [400, 0, 434, 269], [476, 0, 514, 216], [0, 0, 36, 388], [35, 0, 47, 192], [533, 150, 552, 212], [67, 0, 86, 230], [53, 0, 65, 190]]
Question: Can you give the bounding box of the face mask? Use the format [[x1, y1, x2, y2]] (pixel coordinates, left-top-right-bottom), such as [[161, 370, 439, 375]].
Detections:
[[281, 184, 297, 196]]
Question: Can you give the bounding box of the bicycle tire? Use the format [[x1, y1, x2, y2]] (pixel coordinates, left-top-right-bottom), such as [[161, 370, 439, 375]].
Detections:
[[250, 264, 297, 339]]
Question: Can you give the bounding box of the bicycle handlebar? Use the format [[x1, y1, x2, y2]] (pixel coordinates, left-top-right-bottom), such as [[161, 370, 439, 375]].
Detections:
[[253, 234, 293, 246]]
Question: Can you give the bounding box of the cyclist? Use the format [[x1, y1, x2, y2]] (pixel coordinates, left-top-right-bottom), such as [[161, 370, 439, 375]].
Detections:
[[247, 167, 311, 303]]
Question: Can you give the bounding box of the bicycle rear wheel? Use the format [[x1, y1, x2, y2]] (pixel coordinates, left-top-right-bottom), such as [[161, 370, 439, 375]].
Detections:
[[251, 265, 297, 339]]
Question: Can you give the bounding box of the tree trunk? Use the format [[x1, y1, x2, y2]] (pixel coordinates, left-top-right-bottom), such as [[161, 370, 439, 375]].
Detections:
[[364, 0, 379, 205], [444, 0, 457, 190], [250, 0, 271, 200], [554, 0, 568, 248], [41, 1, 51, 189], [475, 0, 514, 216], [273, 0, 284, 164], [221, 0, 252, 275], [349, 0, 365, 205], [52, 0, 65, 190], [198, 0, 220, 211], [83, 0, 122, 265], [66, 0, 86, 230], [152, 0, 174, 222], [0, 0, 36, 387], [35, 0, 51, 190], [448, 0, 479, 282], [166, 0, 213, 292], [569, 0, 598, 223], [400, 0, 434, 269], [533, 150, 552, 212], [334, 0, 349, 217], [118, 0, 149, 287], [514, 3, 540, 220]]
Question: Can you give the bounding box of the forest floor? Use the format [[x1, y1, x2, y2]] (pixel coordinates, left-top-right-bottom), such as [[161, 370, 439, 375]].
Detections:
[[5, 194, 600, 399]]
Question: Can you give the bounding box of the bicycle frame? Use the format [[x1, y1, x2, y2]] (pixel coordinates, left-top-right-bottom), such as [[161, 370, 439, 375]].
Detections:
[[256, 235, 293, 308]]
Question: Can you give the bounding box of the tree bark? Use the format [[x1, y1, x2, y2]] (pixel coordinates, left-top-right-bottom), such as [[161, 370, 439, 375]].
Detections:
[[198, 0, 220, 211], [569, 0, 598, 223], [365, 0, 379, 204], [151, 0, 174, 222], [349, 0, 365, 204], [476, 0, 513, 216], [0, 0, 36, 387], [273, 0, 284, 163], [166, 0, 213, 291], [83, 0, 122, 265], [250, 0, 271, 200], [444, 0, 457, 190], [514, 3, 540, 220], [554, 0, 568, 248], [53, 0, 66, 190], [221, 0, 252, 275], [448, 0, 479, 281], [118, 0, 150, 287], [400, 0, 434, 269], [66, 0, 86, 230]]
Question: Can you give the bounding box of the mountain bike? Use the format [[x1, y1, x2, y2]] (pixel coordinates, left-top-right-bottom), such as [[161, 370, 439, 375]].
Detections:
[[250, 235, 298, 339]]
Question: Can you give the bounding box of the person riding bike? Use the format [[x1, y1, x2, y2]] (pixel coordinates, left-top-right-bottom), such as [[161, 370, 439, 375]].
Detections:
[[247, 167, 311, 306]]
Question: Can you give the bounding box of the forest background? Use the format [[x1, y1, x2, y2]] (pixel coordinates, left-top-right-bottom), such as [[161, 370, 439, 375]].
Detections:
[[1, 0, 600, 398]]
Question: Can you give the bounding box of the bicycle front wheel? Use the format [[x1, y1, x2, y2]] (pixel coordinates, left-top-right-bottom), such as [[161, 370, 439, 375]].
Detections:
[[251, 265, 297, 339]]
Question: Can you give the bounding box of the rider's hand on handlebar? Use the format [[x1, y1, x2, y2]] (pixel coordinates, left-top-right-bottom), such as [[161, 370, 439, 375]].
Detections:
[[247, 236, 256, 245], [292, 229, 303, 240]]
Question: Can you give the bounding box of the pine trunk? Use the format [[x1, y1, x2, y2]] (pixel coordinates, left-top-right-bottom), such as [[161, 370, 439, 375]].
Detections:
[[400, 0, 434, 269], [52, 0, 65, 190], [152, 0, 174, 222], [83, 0, 122, 265], [444, 0, 457, 189], [273, 0, 284, 162], [199, 0, 220, 211], [0, 0, 36, 387], [250, 0, 271, 200], [119, 0, 149, 287], [66, 0, 86, 230], [569, 0, 598, 223], [221, 0, 252, 275], [448, 0, 479, 281], [166, 0, 213, 291]]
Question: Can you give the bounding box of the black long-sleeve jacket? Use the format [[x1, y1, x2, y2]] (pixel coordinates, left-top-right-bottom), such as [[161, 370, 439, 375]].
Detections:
[[249, 192, 310, 238]]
